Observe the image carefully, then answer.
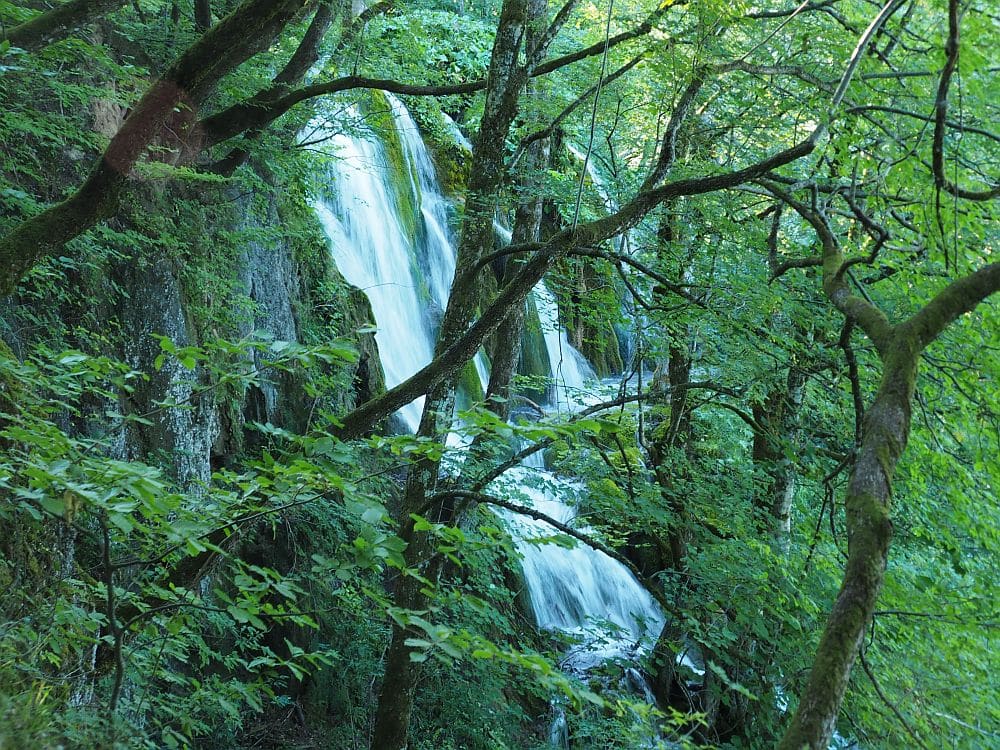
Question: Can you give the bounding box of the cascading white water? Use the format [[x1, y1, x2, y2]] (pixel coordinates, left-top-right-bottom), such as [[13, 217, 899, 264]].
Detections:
[[312, 96, 663, 741], [311, 94, 464, 431], [492, 461, 664, 673], [530, 281, 597, 412], [492, 219, 597, 410], [567, 142, 618, 214]]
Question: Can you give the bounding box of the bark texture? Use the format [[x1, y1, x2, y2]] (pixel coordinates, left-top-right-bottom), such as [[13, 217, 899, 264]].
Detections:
[[773, 178, 1000, 747], [752, 366, 807, 550], [370, 1, 541, 746], [778, 353, 912, 748], [2, 0, 126, 52], [0, 0, 309, 295]]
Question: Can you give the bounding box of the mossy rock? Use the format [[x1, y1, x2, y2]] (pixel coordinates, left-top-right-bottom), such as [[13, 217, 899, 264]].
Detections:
[[405, 98, 472, 202], [517, 295, 550, 403], [455, 355, 486, 410], [570, 316, 624, 378]]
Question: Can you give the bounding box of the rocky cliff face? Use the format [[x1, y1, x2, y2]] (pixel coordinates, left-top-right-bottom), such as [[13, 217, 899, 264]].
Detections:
[[2, 174, 384, 483]]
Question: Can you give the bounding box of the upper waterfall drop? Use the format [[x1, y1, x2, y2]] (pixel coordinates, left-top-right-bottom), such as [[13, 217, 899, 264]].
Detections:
[[310, 94, 462, 431]]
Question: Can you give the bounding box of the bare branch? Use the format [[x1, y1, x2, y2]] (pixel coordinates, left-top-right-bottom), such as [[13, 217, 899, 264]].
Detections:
[[859, 651, 930, 750], [846, 105, 1000, 145], [757, 179, 893, 351], [428, 489, 677, 615], [932, 0, 1000, 201], [511, 54, 645, 168]]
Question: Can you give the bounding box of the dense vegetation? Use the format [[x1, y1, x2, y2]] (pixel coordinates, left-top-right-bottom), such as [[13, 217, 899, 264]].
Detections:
[[1, 0, 997, 747]]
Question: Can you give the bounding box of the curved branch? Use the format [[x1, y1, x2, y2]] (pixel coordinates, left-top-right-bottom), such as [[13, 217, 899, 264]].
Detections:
[[0, 0, 310, 295], [469, 381, 737, 490], [2, 0, 125, 52], [430, 489, 676, 615], [902, 262, 1000, 350], [332, 136, 814, 440], [200, 0, 675, 147], [511, 53, 645, 168], [846, 105, 1000, 145], [758, 179, 893, 351], [208, 0, 339, 174]]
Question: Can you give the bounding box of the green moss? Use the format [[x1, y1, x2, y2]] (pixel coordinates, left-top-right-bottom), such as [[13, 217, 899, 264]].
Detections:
[[405, 98, 471, 202], [364, 91, 421, 243], [517, 295, 550, 402], [571, 317, 624, 378], [455, 356, 486, 411]]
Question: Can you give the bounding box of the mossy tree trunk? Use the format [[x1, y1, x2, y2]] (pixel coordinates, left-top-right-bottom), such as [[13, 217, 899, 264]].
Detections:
[[1, 0, 127, 52], [0, 0, 309, 296], [370, 2, 548, 747], [484, 131, 549, 419], [770, 180, 1000, 747], [778, 351, 912, 748]]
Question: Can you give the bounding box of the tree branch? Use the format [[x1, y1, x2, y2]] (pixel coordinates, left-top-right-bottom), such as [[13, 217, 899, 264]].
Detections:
[[200, 0, 675, 147], [931, 0, 1000, 201], [511, 54, 645, 168], [2, 0, 126, 52], [332, 135, 814, 440], [757, 179, 893, 351], [207, 0, 339, 174], [859, 651, 929, 750], [0, 0, 311, 295], [901, 262, 1000, 351], [428, 489, 676, 615]]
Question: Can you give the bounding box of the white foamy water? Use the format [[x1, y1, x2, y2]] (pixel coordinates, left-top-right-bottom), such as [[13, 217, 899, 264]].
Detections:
[[313, 96, 664, 741]]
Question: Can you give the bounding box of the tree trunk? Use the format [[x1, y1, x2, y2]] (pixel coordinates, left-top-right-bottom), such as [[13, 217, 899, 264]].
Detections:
[[194, 0, 212, 30], [0, 0, 308, 295], [778, 347, 915, 748], [751, 366, 806, 551], [2, 0, 127, 52], [484, 135, 549, 417], [369, 2, 537, 747]]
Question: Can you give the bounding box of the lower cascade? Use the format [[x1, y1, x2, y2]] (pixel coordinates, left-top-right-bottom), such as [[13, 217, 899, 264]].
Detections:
[[315, 97, 664, 742]]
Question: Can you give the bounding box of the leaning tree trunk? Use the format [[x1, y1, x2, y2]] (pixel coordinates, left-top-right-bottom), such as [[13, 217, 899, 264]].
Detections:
[[370, 1, 538, 747], [778, 348, 915, 748], [0, 0, 308, 295]]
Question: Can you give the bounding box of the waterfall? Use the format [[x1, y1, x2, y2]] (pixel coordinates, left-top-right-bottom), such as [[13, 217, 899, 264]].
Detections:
[[492, 219, 597, 411], [492, 463, 664, 672], [313, 96, 663, 742], [311, 95, 461, 431], [530, 281, 596, 411]]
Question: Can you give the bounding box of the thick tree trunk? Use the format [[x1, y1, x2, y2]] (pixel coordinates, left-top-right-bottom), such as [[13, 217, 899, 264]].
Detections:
[[484, 136, 549, 416], [371, 509, 437, 749], [778, 350, 915, 748], [369, 2, 537, 747]]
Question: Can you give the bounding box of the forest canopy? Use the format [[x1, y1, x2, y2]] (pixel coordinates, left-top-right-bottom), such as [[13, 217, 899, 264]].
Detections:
[[0, 0, 997, 748]]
